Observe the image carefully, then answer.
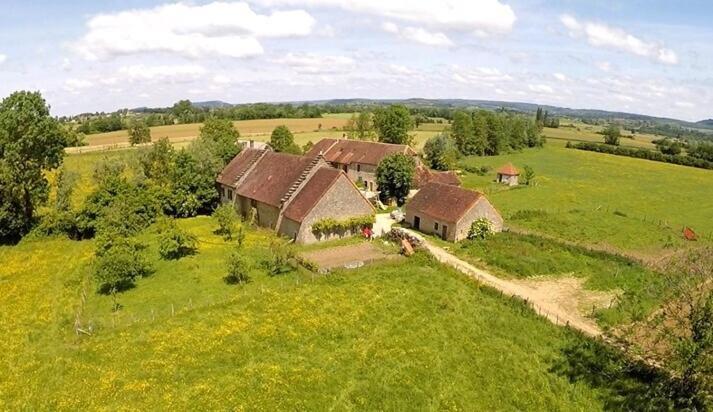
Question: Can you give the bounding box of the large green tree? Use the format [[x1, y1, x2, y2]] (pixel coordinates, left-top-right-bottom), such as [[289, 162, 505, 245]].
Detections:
[[375, 153, 416, 205], [603, 124, 621, 146], [171, 100, 195, 124], [373, 105, 413, 145], [128, 120, 151, 145], [270, 125, 301, 154], [423, 133, 458, 171], [0, 91, 65, 239], [199, 117, 241, 163]]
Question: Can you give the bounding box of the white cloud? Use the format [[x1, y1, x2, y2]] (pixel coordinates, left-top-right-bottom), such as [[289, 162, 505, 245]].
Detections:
[[452, 66, 513, 85], [561, 14, 678, 65], [385, 64, 417, 76], [597, 61, 612, 72], [0, 54, 6, 64], [73, 2, 315, 60], [274, 52, 355, 74], [553, 73, 569, 82], [528, 84, 554, 94], [675, 101, 694, 108], [256, 0, 516, 35], [116, 64, 207, 82], [63, 78, 94, 93], [382, 22, 453, 47]]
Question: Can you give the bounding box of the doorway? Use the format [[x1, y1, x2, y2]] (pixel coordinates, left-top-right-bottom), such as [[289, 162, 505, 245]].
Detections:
[[441, 224, 448, 240], [413, 216, 421, 230]]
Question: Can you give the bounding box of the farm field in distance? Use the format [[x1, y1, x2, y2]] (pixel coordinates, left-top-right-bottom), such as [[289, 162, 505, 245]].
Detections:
[[1, 216, 628, 410], [459, 141, 713, 256]]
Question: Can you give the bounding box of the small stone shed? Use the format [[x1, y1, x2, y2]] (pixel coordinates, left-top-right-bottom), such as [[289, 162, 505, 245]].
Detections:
[[404, 182, 504, 242], [496, 163, 519, 186]]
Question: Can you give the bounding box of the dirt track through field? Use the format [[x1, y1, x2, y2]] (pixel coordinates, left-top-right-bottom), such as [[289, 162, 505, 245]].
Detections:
[[405, 229, 603, 336]]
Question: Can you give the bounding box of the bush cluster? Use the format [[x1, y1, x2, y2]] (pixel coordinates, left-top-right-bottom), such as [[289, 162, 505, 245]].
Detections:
[[569, 142, 713, 170], [311, 215, 375, 235]]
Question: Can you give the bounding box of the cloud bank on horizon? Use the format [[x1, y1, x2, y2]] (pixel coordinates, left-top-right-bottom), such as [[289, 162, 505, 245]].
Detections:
[[0, 0, 710, 121]]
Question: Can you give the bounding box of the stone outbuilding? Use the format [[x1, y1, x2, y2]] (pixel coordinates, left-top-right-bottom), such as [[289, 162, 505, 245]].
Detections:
[[404, 182, 503, 242], [305, 138, 418, 192], [217, 148, 374, 244], [496, 163, 519, 186]]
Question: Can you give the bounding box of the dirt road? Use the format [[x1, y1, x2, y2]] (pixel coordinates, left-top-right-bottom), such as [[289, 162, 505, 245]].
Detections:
[[405, 229, 603, 337]]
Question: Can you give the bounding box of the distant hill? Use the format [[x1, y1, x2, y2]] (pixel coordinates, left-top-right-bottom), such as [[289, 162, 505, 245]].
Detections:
[[696, 119, 713, 127], [192, 100, 233, 109]]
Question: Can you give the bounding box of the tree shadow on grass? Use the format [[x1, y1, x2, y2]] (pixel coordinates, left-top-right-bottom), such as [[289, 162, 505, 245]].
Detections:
[[551, 335, 697, 411]]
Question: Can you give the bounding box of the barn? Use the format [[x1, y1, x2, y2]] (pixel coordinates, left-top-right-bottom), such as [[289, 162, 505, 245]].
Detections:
[[404, 182, 504, 241]]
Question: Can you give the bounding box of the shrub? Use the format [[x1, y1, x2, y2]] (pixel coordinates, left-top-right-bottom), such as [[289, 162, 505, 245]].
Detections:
[[213, 203, 239, 240], [157, 218, 198, 260], [267, 239, 295, 275], [467, 218, 493, 240], [522, 165, 535, 185], [94, 238, 152, 294], [311, 215, 375, 236], [224, 248, 251, 285]]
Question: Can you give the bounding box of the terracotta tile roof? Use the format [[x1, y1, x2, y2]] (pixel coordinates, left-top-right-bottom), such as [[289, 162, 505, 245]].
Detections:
[[412, 166, 460, 188], [282, 168, 342, 222], [497, 163, 519, 176], [235, 152, 314, 207], [406, 182, 482, 223], [306, 138, 416, 166], [216, 148, 263, 186], [430, 171, 461, 186]]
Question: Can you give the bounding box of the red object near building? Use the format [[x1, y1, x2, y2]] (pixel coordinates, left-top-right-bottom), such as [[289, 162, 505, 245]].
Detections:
[[683, 227, 697, 241]]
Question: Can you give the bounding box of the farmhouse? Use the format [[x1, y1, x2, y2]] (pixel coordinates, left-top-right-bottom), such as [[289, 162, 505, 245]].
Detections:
[[305, 138, 418, 192], [405, 182, 503, 241], [496, 163, 519, 186], [217, 148, 374, 244]]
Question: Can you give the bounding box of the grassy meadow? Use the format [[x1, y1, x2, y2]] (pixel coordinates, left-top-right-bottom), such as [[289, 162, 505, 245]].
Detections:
[[1, 216, 630, 410], [458, 141, 713, 255], [543, 122, 659, 149]]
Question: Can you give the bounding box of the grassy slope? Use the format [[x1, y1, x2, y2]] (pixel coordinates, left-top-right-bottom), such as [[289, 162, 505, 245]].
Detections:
[[1, 218, 612, 410], [447, 232, 667, 326], [459, 141, 713, 254]]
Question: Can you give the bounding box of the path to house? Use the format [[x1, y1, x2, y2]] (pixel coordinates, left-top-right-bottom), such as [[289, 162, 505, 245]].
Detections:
[[402, 228, 603, 337]]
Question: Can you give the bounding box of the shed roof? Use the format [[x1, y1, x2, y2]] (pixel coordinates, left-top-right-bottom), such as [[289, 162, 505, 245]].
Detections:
[[497, 163, 519, 176], [406, 182, 483, 224], [282, 168, 342, 222], [306, 138, 416, 166]]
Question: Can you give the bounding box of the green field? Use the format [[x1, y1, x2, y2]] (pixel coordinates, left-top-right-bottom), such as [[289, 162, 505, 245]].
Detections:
[[1, 216, 636, 410], [458, 141, 713, 255], [543, 122, 659, 150]]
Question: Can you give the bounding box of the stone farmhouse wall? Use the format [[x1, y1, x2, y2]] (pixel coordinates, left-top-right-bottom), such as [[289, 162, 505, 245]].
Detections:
[[454, 197, 504, 241], [280, 174, 374, 244]]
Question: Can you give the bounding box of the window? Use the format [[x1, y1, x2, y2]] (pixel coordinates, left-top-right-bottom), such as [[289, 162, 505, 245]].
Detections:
[[228, 189, 233, 200], [434, 222, 439, 231], [357, 164, 361, 172]]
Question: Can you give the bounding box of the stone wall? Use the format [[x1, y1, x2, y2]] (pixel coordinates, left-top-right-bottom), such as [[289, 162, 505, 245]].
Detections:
[[455, 197, 504, 241], [289, 174, 374, 244]]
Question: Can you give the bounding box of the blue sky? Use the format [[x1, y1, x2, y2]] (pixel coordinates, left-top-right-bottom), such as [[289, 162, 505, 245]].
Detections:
[[1, 0, 711, 120]]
